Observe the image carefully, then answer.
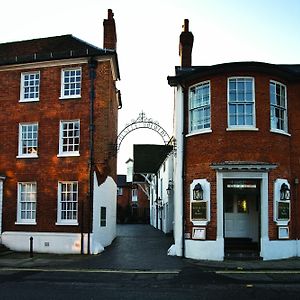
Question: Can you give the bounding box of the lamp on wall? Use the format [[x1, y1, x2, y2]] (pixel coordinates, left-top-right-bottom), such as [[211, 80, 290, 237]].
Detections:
[[280, 183, 290, 200], [193, 183, 203, 200], [166, 180, 174, 195]]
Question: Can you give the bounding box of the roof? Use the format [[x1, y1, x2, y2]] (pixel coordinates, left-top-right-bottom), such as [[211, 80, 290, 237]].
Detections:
[[117, 175, 131, 187], [133, 144, 173, 174], [168, 61, 300, 86], [0, 35, 120, 78]]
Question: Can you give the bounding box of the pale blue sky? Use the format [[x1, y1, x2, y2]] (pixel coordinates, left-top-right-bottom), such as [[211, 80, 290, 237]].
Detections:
[[1, 0, 299, 173]]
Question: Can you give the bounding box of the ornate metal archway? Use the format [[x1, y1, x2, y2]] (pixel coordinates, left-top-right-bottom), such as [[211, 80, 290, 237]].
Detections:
[[116, 111, 171, 151]]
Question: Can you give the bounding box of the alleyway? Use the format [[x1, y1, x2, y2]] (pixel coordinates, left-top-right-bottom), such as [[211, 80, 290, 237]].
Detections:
[[77, 224, 184, 270]]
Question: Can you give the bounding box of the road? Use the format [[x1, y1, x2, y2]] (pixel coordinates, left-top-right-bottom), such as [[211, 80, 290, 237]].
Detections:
[[1, 267, 300, 299], [1, 225, 300, 299]]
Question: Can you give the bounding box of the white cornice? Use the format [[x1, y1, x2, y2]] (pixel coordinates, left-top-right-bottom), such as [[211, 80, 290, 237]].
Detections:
[[0, 57, 89, 71], [0, 55, 119, 81]]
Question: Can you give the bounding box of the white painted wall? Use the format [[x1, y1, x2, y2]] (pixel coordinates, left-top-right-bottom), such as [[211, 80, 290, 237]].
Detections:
[[91, 174, 117, 254], [173, 85, 184, 256], [1, 231, 88, 254], [0, 180, 3, 238]]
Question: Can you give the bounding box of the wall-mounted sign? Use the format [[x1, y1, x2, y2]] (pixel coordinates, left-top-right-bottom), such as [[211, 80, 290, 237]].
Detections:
[[192, 227, 206, 240], [277, 201, 290, 220], [191, 201, 207, 220]]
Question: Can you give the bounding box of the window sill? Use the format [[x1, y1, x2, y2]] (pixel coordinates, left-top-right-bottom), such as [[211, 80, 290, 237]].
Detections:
[[19, 99, 39, 103], [57, 153, 80, 158], [55, 222, 79, 226], [186, 129, 212, 137], [15, 222, 37, 225], [270, 129, 291, 137], [59, 96, 81, 100], [226, 127, 259, 131], [16, 155, 39, 159]]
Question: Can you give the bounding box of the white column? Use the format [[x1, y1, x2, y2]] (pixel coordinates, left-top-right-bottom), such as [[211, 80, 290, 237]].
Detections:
[[0, 180, 3, 235]]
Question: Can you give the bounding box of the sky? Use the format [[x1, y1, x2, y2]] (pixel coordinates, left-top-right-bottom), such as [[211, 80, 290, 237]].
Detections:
[[1, 0, 300, 174]]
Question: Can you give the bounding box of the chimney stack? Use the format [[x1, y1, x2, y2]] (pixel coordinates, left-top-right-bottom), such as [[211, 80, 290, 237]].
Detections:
[[103, 9, 117, 50], [179, 19, 194, 67]]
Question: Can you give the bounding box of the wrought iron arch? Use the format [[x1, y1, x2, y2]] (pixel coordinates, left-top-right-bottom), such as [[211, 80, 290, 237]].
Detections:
[[116, 111, 171, 152]]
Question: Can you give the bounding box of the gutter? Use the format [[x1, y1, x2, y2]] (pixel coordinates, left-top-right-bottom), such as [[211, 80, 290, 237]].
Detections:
[[87, 57, 97, 254], [181, 84, 186, 258]]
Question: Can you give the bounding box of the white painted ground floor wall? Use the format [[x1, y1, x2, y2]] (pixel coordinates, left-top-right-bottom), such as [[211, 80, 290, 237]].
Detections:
[[1, 173, 117, 254], [172, 170, 300, 261]]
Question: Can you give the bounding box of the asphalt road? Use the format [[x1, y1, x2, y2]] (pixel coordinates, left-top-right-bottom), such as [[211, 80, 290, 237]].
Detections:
[[1, 224, 300, 299], [1, 268, 300, 300]]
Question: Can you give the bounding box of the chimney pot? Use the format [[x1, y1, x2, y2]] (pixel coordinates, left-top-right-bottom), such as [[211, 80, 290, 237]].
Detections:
[[103, 9, 117, 50], [179, 19, 194, 67]]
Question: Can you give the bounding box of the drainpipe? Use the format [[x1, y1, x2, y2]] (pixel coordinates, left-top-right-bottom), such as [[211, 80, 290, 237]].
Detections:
[[181, 84, 186, 258], [295, 178, 299, 244], [87, 57, 97, 254]]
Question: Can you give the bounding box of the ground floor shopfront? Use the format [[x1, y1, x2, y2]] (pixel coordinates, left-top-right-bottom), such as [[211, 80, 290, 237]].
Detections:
[[173, 163, 298, 261]]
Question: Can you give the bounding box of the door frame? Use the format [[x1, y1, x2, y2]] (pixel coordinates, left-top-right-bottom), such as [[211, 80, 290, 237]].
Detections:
[[216, 171, 269, 256], [0, 177, 4, 235]]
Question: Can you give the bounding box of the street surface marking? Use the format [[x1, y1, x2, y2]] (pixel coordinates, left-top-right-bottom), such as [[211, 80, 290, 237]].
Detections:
[[216, 270, 300, 274], [0, 267, 180, 274]]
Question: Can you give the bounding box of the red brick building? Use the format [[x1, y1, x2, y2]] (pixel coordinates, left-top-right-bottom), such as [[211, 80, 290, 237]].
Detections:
[[168, 19, 300, 260], [117, 173, 150, 224], [0, 9, 121, 254]]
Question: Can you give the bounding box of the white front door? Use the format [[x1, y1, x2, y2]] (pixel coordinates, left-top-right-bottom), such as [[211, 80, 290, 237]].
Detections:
[[225, 195, 250, 238]]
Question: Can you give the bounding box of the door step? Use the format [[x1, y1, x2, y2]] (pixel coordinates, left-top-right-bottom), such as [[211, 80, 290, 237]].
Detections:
[[225, 250, 261, 260]]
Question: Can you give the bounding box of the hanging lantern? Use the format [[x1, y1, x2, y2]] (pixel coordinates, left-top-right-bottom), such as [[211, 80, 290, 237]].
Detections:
[[193, 183, 203, 200]]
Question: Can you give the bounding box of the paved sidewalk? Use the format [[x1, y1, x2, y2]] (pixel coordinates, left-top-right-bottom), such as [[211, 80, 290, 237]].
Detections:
[[1, 224, 300, 271]]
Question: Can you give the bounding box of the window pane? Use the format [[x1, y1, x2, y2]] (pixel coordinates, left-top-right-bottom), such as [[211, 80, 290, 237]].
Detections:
[[189, 82, 210, 132]]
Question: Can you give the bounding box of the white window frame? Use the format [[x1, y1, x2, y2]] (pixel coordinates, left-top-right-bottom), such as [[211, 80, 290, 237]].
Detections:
[[19, 71, 40, 102], [270, 80, 289, 135], [227, 77, 257, 130], [16, 182, 37, 225], [60, 67, 82, 99], [58, 120, 80, 157], [56, 181, 79, 225], [189, 81, 211, 134], [17, 123, 38, 158]]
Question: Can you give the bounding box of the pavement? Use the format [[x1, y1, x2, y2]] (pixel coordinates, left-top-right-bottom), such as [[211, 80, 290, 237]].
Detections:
[[1, 224, 300, 272]]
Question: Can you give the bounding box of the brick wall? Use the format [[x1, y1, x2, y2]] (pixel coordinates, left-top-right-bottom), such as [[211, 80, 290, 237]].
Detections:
[[0, 59, 118, 233], [182, 71, 300, 240]]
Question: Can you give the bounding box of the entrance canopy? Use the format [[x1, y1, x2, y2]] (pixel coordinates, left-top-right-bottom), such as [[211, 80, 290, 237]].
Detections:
[[211, 161, 277, 172], [133, 144, 173, 174]]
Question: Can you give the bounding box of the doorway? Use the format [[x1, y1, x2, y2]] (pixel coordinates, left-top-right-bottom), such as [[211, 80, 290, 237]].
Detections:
[[223, 179, 260, 258]]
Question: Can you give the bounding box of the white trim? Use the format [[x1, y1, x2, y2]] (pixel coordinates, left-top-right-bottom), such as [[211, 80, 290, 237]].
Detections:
[[60, 67, 82, 99], [0, 58, 89, 72], [270, 80, 288, 133], [226, 127, 259, 131], [186, 129, 212, 137], [16, 155, 39, 159], [270, 128, 291, 136], [227, 76, 256, 129], [188, 80, 211, 134], [190, 179, 210, 226], [216, 171, 269, 259], [18, 122, 39, 158], [0, 180, 3, 234], [16, 182, 37, 224], [0, 56, 119, 81], [19, 71, 40, 102], [57, 153, 80, 158], [58, 120, 80, 157], [273, 179, 290, 226], [57, 181, 79, 225]]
